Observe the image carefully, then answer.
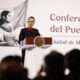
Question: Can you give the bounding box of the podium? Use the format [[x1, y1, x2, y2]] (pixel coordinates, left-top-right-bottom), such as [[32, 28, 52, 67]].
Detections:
[[20, 36, 52, 65], [20, 36, 52, 50]]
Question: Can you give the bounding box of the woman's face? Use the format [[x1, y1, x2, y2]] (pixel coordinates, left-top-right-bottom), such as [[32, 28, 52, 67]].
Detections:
[[5, 13, 12, 23], [27, 18, 35, 28]]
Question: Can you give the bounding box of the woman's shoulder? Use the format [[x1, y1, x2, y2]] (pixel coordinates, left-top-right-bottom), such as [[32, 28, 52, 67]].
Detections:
[[21, 28, 27, 30], [33, 28, 38, 30], [0, 25, 12, 32]]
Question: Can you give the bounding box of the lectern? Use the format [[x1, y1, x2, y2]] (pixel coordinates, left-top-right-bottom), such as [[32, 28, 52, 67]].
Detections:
[[20, 36, 52, 65]]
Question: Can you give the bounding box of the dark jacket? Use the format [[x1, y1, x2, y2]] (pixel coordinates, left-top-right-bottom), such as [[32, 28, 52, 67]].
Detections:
[[19, 28, 40, 44]]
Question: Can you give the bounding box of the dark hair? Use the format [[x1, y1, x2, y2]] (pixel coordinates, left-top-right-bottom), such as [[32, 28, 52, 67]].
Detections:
[[44, 51, 64, 76], [65, 49, 80, 71], [0, 11, 9, 25], [28, 16, 35, 21], [1, 64, 27, 80], [1, 55, 22, 64]]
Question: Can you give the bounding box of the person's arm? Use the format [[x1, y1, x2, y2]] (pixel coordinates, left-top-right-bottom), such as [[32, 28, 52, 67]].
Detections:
[[0, 26, 12, 32], [18, 29, 26, 45], [36, 29, 40, 36]]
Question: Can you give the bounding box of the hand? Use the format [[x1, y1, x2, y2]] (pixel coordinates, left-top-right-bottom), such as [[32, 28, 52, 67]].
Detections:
[[20, 41, 23, 45]]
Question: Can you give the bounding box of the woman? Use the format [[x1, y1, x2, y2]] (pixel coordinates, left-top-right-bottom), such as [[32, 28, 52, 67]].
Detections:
[[0, 10, 17, 46]]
